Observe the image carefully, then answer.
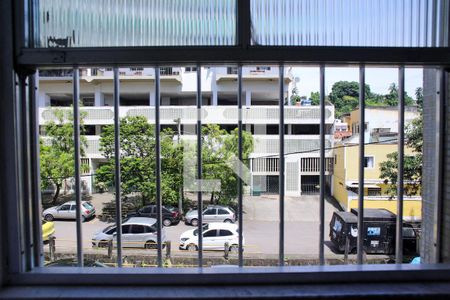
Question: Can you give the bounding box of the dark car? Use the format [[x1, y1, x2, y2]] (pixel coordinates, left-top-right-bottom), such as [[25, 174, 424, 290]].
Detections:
[[329, 208, 420, 256], [128, 205, 181, 226]]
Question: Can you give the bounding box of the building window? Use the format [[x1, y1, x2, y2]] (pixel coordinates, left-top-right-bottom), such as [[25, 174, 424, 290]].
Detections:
[[185, 67, 197, 72], [364, 156, 375, 168]]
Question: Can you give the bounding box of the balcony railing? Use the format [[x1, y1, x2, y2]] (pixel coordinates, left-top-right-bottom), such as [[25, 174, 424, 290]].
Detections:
[[39, 106, 335, 125]]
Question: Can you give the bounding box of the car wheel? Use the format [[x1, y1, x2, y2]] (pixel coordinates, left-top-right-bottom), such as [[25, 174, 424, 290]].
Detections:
[[81, 215, 86, 222], [190, 219, 199, 227], [187, 244, 198, 252], [163, 218, 172, 227], [229, 244, 239, 253], [224, 219, 233, 223], [44, 214, 54, 221], [145, 241, 157, 249], [98, 240, 108, 248]]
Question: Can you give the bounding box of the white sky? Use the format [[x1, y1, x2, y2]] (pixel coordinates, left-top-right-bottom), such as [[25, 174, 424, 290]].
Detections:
[[291, 67, 423, 98]]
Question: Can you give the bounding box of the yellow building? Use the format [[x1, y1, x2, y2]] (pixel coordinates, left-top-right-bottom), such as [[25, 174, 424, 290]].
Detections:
[[332, 135, 422, 221]]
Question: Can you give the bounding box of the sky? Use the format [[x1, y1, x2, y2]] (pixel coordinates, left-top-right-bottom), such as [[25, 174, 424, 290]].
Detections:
[[291, 67, 423, 99]]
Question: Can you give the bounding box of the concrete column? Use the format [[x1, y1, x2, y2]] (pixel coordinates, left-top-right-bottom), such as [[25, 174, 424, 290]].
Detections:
[[149, 92, 155, 106], [245, 91, 251, 107], [212, 91, 218, 106], [94, 86, 104, 106], [38, 91, 50, 107], [287, 124, 292, 134]]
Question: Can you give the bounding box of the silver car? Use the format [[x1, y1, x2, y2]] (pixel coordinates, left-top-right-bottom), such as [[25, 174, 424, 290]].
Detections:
[[92, 217, 166, 249], [185, 206, 236, 226], [42, 201, 95, 222]]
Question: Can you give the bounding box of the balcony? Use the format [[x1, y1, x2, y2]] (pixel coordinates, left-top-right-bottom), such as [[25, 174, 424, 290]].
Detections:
[[39, 105, 335, 126]]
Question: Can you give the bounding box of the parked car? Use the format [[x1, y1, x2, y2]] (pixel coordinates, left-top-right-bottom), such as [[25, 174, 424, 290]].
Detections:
[[185, 205, 236, 226], [329, 208, 420, 255], [179, 222, 243, 252], [127, 205, 181, 226], [42, 220, 55, 242], [42, 201, 95, 222], [91, 217, 166, 249]]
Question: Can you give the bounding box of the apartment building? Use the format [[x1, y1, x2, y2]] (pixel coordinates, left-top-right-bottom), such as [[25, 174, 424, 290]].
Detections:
[[332, 106, 421, 220], [37, 66, 335, 197]]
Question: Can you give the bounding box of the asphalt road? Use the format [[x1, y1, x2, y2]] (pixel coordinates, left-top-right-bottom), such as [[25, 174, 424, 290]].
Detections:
[[43, 194, 350, 260]]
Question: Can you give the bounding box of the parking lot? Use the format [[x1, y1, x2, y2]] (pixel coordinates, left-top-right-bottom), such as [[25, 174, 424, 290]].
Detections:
[[45, 193, 346, 260]]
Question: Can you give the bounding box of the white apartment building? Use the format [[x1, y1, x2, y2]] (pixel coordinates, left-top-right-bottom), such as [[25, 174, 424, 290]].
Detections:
[[37, 66, 335, 196]]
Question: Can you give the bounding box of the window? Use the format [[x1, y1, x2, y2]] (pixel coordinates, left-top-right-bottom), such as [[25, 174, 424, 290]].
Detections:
[[121, 225, 131, 234], [364, 157, 374, 168], [131, 225, 145, 234], [218, 209, 229, 215], [58, 205, 70, 211], [3, 0, 450, 298], [219, 230, 233, 236], [203, 230, 217, 237], [204, 209, 216, 215], [185, 67, 197, 72], [69, 205, 76, 211]]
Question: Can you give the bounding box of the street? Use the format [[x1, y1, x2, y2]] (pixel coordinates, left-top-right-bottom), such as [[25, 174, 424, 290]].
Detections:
[[45, 194, 346, 260]]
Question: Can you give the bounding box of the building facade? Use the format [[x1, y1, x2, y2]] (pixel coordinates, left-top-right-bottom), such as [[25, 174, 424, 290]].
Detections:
[[332, 107, 422, 221], [37, 66, 335, 197]]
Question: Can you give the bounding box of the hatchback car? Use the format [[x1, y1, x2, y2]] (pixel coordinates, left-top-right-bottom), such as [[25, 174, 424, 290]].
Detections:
[[179, 222, 243, 252], [127, 205, 181, 226], [92, 217, 166, 249], [42, 201, 95, 222], [185, 205, 236, 226]]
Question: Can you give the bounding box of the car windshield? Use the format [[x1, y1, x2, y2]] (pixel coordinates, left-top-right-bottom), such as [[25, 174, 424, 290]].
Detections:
[[103, 225, 115, 233], [83, 202, 94, 209], [193, 224, 209, 236]]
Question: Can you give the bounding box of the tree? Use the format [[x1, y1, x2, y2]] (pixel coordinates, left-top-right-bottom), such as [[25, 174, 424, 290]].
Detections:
[[383, 83, 414, 106], [328, 81, 375, 117], [309, 91, 320, 105], [40, 109, 88, 204], [379, 111, 423, 197], [96, 116, 182, 207], [96, 117, 254, 208], [201, 124, 254, 205]]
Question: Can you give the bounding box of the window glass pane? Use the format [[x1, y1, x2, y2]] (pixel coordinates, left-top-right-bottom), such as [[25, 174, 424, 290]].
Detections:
[[203, 230, 217, 237], [131, 225, 145, 234], [251, 0, 450, 47], [35, 0, 236, 47]]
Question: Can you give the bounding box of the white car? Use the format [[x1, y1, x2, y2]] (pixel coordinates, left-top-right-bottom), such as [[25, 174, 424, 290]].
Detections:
[[179, 223, 243, 252], [42, 201, 95, 222], [92, 217, 166, 249]]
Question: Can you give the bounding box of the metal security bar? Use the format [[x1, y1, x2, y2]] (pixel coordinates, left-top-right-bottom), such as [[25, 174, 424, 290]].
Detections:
[[72, 67, 83, 267], [319, 64, 325, 265], [357, 65, 366, 265], [29, 73, 44, 268], [18, 75, 33, 271], [278, 65, 285, 266], [237, 65, 244, 266], [113, 67, 123, 267], [155, 67, 163, 267], [396, 66, 405, 263], [196, 65, 203, 267]]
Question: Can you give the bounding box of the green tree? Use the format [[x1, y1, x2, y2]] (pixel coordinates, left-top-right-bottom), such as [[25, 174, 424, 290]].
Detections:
[[383, 83, 414, 106], [310, 91, 320, 105], [202, 124, 254, 205], [379, 111, 423, 197], [328, 81, 375, 117], [96, 116, 182, 207], [40, 109, 88, 204]]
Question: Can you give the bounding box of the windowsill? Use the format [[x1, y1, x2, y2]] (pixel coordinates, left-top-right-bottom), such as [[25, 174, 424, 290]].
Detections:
[[6, 264, 450, 286], [1, 283, 450, 299]]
